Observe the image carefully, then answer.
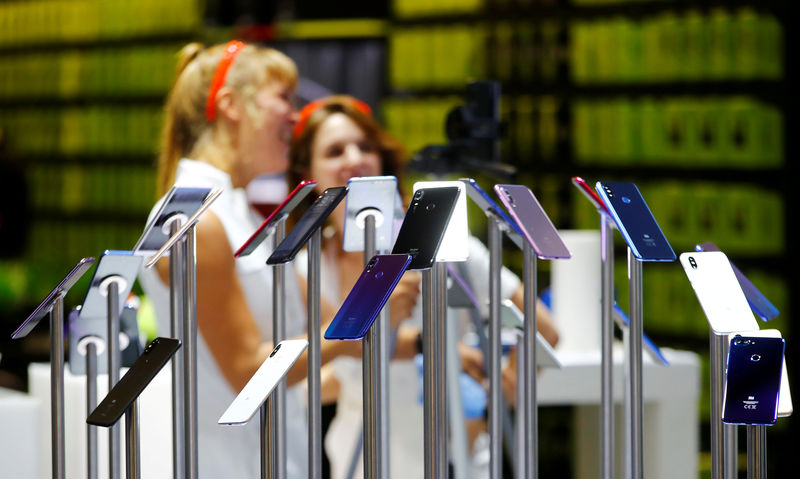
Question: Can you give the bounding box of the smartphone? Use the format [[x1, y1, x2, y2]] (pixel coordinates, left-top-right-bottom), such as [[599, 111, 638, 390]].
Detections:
[[612, 303, 669, 366], [679, 252, 759, 334], [499, 300, 562, 369], [342, 176, 399, 253], [459, 178, 524, 249], [695, 242, 779, 321], [494, 184, 571, 259], [11, 257, 95, 339], [391, 187, 459, 270], [730, 329, 792, 418], [324, 254, 412, 340], [87, 337, 181, 427], [594, 182, 675, 262], [133, 186, 215, 253], [413, 181, 469, 262], [235, 180, 317, 257], [571, 176, 609, 214], [218, 339, 308, 426], [267, 186, 348, 265], [722, 335, 784, 425], [69, 302, 143, 375]]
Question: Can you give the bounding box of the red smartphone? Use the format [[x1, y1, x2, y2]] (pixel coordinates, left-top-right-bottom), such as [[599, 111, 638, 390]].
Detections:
[[235, 180, 317, 257], [571, 176, 608, 214]]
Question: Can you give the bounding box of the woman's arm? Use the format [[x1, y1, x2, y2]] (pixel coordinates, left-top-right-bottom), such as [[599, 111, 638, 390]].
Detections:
[[510, 285, 559, 347]]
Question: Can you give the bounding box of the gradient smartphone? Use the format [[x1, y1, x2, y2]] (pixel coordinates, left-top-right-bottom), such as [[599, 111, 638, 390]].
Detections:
[[343, 176, 398, 253], [267, 187, 348, 265], [612, 303, 669, 366], [11, 257, 95, 339], [413, 181, 469, 262], [235, 180, 317, 257], [391, 187, 459, 270], [722, 335, 784, 425], [133, 186, 214, 253], [459, 178, 524, 248], [219, 339, 308, 426], [571, 176, 608, 214], [87, 337, 181, 427], [730, 329, 792, 417], [696, 242, 779, 321], [594, 182, 675, 261], [325, 254, 412, 340], [499, 300, 562, 369], [494, 184, 571, 259], [679, 251, 759, 334]]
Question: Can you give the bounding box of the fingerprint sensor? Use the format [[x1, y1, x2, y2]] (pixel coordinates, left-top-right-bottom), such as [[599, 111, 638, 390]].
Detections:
[[375, 271, 384, 279]]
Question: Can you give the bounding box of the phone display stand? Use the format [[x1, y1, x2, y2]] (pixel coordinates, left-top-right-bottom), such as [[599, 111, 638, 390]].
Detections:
[[487, 215, 504, 479], [307, 229, 323, 479], [626, 249, 645, 479], [747, 425, 767, 479], [600, 215, 615, 479], [10, 257, 95, 479]]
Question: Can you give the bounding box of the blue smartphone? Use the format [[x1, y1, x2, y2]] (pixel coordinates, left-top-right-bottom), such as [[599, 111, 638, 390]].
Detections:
[[324, 254, 412, 340], [595, 181, 675, 262], [695, 242, 779, 321], [722, 336, 784, 425], [459, 178, 524, 248]]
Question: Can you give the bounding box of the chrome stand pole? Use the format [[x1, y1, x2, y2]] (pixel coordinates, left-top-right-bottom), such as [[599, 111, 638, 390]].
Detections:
[[86, 342, 99, 479], [107, 281, 121, 479], [307, 230, 323, 479], [627, 250, 643, 479], [521, 242, 538, 479], [747, 425, 767, 479], [601, 215, 615, 479], [168, 221, 186, 479], [183, 227, 199, 478], [125, 401, 141, 479], [488, 216, 503, 479], [51, 295, 67, 479], [272, 218, 287, 479]]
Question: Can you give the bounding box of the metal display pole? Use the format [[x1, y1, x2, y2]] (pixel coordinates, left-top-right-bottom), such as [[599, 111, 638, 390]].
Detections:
[[168, 221, 186, 479], [272, 218, 287, 479], [488, 215, 503, 479], [184, 227, 199, 479], [107, 281, 121, 479], [308, 230, 323, 479], [125, 401, 141, 479], [521, 242, 538, 479], [627, 249, 644, 479], [600, 214, 615, 479], [710, 332, 738, 479], [51, 294, 67, 479], [434, 262, 448, 476], [86, 341, 99, 479], [422, 262, 448, 479], [515, 333, 525, 477], [261, 397, 274, 479], [747, 425, 767, 479]]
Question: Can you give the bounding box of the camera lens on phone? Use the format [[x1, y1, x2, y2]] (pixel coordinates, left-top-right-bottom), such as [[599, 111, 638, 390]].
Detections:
[[270, 343, 281, 357]]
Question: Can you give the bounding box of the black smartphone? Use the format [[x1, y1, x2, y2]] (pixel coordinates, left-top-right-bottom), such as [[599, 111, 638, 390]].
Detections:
[[86, 337, 181, 427], [266, 187, 348, 265], [722, 335, 784, 425], [391, 186, 459, 270]]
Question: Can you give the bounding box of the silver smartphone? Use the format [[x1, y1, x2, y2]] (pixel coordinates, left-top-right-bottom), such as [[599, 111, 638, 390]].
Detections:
[[500, 299, 562, 369], [343, 176, 399, 253], [412, 180, 470, 262], [729, 329, 793, 418], [679, 251, 759, 334], [133, 186, 217, 254], [218, 339, 308, 426]]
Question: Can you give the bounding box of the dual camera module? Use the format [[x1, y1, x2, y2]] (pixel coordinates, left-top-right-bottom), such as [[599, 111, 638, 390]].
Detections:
[[688, 256, 698, 269], [269, 343, 281, 357]]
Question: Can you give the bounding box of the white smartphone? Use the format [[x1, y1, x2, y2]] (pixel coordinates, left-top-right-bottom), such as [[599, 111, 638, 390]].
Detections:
[[218, 339, 308, 426], [343, 176, 399, 253], [412, 180, 469, 262], [500, 299, 561, 369], [729, 329, 792, 418], [679, 251, 759, 334]]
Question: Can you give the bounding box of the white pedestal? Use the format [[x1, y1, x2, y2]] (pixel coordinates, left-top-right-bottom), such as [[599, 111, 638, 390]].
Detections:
[[0, 386, 41, 478]]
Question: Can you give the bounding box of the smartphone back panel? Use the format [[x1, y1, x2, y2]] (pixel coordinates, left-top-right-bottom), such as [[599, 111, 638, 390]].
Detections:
[[343, 176, 398, 253], [325, 254, 412, 340], [218, 339, 308, 425], [267, 187, 348, 265], [680, 251, 759, 333], [729, 329, 792, 417], [595, 182, 675, 261], [391, 187, 459, 270], [494, 184, 570, 259], [413, 181, 469, 262], [460, 178, 524, 249], [133, 187, 213, 253], [722, 336, 784, 425], [571, 176, 609, 214]]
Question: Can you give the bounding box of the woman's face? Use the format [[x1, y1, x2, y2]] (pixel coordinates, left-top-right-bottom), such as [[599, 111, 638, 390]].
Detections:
[[241, 81, 296, 180], [308, 112, 382, 194]]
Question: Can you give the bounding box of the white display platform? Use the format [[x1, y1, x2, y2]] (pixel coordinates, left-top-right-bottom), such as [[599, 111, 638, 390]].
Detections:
[[0, 386, 41, 478]]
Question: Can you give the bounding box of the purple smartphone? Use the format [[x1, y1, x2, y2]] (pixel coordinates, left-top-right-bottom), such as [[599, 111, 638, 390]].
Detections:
[[324, 254, 412, 340], [722, 336, 784, 425], [494, 184, 570, 259]]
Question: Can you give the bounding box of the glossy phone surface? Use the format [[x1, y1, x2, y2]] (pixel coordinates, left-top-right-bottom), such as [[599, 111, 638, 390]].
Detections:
[[413, 181, 469, 262], [343, 176, 398, 253], [722, 336, 784, 425], [594, 182, 675, 261], [696, 242, 779, 321], [679, 252, 759, 334], [730, 329, 792, 417], [459, 178, 524, 248], [133, 186, 213, 253], [325, 254, 412, 340], [499, 300, 562, 368], [69, 303, 143, 375], [87, 337, 181, 427], [612, 303, 669, 366], [219, 339, 308, 426], [391, 187, 459, 270], [494, 184, 571, 259], [571, 176, 608, 214], [267, 187, 348, 265], [236, 180, 317, 257], [12, 257, 95, 339], [78, 251, 142, 319]]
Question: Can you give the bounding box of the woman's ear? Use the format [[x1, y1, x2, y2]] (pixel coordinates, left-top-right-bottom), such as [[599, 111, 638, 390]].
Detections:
[[215, 86, 241, 123]]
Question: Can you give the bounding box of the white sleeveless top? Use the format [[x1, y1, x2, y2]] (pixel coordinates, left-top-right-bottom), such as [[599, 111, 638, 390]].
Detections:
[[138, 159, 308, 478]]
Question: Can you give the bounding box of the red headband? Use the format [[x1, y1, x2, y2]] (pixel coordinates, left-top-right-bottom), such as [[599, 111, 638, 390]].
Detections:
[[205, 40, 247, 122], [292, 97, 372, 139]]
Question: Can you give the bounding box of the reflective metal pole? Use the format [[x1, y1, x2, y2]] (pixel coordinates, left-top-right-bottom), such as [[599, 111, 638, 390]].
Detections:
[[747, 425, 767, 479], [434, 262, 448, 476], [722, 337, 738, 479], [168, 222, 186, 479], [488, 216, 503, 479], [262, 397, 274, 479], [308, 230, 323, 479], [272, 218, 287, 479], [86, 342, 99, 479], [184, 227, 199, 479], [522, 242, 538, 479], [362, 215, 384, 479], [627, 250, 643, 479], [422, 268, 434, 479], [601, 215, 614, 479], [125, 401, 141, 479], [515, 333, 525, 477], [711, 332, 738, 479], [107, 281, 121, 479], [51, 295, 66, 479]]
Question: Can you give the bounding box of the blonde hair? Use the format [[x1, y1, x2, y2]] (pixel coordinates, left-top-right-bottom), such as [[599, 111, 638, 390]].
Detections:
[[157, 42, 298, 196]]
